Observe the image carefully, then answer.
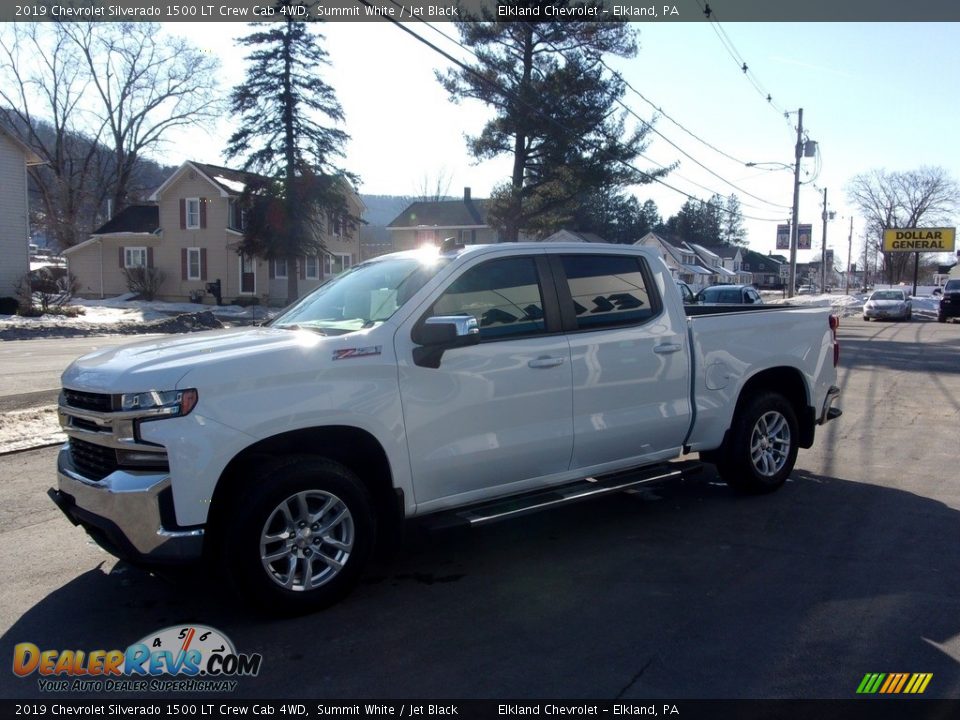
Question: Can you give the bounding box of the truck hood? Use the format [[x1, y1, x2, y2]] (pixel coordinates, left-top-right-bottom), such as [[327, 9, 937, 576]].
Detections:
[[61, 327, 332, 394]]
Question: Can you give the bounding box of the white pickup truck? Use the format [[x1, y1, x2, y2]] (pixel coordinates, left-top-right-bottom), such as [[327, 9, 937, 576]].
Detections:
[[50, 243, 841, 613]]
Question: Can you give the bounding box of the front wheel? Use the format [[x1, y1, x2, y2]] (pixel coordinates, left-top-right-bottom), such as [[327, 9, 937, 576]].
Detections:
[[221, 456, 376, 615], [716, 392, 799, 494]]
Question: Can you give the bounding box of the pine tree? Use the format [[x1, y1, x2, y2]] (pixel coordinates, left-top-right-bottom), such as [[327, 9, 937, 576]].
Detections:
[[437, 8, 668, 241], [225, 2, 355, 303], [722, 194, 748, 246]]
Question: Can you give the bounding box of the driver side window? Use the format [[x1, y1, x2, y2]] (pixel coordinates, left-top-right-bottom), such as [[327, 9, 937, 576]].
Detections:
[[431, 257, 546, 341]]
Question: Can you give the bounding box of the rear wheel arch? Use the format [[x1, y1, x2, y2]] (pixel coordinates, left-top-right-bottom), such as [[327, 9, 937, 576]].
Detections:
[[728, 367, 815, 450]]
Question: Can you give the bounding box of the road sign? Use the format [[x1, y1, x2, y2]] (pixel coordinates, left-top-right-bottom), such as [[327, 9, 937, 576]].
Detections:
[[882, 227, 956, 253], [779, 265, 790, 279]]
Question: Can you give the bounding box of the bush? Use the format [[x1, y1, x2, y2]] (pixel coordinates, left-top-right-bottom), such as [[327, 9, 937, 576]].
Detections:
[[0, 297, 18, 315], [123, 267, 165, 301]]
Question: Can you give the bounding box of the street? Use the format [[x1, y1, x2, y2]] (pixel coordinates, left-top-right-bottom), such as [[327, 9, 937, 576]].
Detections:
[[0, 319, 958, 700]]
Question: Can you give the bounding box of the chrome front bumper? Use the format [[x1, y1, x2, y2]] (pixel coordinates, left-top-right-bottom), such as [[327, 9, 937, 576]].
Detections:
[[818, 385, 842, 425], [50, 445, 204, 564]]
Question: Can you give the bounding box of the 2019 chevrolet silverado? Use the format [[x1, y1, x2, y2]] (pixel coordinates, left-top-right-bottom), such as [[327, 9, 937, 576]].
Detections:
[[50, 243, 841, 613]]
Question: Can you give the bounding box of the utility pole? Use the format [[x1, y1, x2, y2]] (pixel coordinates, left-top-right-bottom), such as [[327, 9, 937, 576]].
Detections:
[[820, 187, 828, 292], [844, 216, 853, 295], [788, 108, 803, 299]]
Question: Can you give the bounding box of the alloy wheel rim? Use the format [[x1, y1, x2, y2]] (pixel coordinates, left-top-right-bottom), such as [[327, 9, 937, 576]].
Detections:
[[259, 490, 354, 591], [749, 411, 791, 477]]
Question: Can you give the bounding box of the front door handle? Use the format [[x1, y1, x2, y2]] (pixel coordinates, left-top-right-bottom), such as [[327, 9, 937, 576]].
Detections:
[[653, 343, 682, 354], [528, 356, 566, 369]]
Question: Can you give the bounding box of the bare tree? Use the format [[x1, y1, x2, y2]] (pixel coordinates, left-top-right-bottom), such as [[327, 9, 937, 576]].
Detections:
[[0, 24, 110, 249], [0, 22, 224, 251], [412, 168, 453, 202], [847, 167, 959, 283], [63, 23, 225, 214]]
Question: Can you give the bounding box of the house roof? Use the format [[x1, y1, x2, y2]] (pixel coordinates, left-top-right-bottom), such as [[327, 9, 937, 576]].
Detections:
[[541, 229, 608, 243], [0, 123, 44, 165], [149, 160, 260, 200], [190, 161, 260, 196], [91, 204, 159, 235], [701, 244, 743, 260], [387, 197, 489, 229]]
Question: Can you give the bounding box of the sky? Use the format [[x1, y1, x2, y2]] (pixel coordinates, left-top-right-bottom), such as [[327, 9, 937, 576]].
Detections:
[[151, 20, 960, 264]]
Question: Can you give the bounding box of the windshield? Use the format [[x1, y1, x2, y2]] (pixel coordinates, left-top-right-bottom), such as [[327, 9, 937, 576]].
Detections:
[[871, 290, 904, 301], [273, 253, 451, 335], [945, 280, 960, 292]]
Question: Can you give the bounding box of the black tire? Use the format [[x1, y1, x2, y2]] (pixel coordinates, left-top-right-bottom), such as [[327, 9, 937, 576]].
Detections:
[[220, 456, 376, 615], [938, 315, 946, 323], [716, 392, 799, 494], [862, 315, 869, 321]]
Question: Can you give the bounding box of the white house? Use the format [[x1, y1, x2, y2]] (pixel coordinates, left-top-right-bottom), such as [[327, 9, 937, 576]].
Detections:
[[0, 125, 43, 299]]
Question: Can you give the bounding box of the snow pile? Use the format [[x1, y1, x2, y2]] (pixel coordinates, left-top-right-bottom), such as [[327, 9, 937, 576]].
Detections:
[[0, 406, 64, 454], [0, 294, 280, 339]]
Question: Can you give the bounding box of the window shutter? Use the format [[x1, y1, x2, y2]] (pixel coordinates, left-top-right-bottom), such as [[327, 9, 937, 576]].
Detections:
[[299, 256, 306, 280], [119, 247, 125, 268], [269, 260, 275, 279], [179, 199, 186, 230], [147, 247, 154, 268], [200, 248, 208, 281], [199, 198, 207, 228], [181, 249, 188, 281]]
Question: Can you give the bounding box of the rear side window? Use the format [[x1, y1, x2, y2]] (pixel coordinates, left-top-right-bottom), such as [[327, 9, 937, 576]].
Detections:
[[431, 256, 546, 340], [559, 255, 659, 330]]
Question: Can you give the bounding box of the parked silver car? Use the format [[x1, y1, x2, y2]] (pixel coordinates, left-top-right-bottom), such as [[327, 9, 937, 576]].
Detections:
[[863, 289, 912, 321]]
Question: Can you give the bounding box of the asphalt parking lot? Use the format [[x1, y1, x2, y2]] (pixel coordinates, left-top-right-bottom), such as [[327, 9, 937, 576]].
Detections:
[[0, 317, 958, 700]]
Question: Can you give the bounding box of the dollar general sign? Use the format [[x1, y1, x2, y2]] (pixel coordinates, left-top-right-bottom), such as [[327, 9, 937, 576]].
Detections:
[[882, 228, 956, 253]]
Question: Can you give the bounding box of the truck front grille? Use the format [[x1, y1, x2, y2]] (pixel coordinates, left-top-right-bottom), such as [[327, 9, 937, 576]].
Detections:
[[69, 438, 118, 481], [63, 389, 114, 412]]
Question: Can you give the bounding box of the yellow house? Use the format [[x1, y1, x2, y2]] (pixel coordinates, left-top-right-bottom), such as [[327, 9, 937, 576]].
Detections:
[[65, 161, 363, 304]]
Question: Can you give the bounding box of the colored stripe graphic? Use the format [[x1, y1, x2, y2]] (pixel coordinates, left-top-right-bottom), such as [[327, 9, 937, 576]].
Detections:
[[857, 672, 932, 694]]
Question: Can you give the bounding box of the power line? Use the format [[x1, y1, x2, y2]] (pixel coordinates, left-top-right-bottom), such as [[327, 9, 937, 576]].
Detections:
[[412, 15, 791, 213], [365, 0, 785, 223]]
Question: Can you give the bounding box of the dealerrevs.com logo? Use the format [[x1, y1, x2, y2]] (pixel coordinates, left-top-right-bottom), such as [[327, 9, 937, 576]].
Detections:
[[13, 625, 262, 693]]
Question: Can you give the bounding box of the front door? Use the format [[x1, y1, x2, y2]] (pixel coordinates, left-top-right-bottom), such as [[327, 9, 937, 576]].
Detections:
[[240, 254, 256, 294], [395, 254, 573, 511]]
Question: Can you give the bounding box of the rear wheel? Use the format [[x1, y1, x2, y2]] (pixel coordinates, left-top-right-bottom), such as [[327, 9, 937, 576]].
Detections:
[[221, 456, 376, 615], [938, 314, 947, 323], [716, 392, 799, 494], [862, 315, 869, 321]]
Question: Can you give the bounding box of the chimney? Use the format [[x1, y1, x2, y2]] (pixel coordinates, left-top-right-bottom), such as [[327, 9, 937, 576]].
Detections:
[[464, 187, 471, 202]]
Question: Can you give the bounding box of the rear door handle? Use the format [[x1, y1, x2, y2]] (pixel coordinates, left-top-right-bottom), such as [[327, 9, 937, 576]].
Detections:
[[528, 356, 566, 369], [653, 343, 682, 354]]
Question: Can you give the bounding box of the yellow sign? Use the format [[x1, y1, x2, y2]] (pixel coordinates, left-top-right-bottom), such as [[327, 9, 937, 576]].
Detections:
[[882, 227, 956, 253]]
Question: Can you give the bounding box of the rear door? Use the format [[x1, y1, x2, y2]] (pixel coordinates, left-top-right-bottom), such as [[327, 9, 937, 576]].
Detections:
[[552, 252, 692, 472], [395, 253, 574, 510]]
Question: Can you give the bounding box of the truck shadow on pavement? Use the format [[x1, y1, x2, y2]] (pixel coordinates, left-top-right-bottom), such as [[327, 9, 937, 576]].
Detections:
[[3, 467, 959, 699]]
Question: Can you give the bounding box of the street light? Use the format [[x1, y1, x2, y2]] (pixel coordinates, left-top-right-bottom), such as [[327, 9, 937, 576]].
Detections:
[[747, 108, 813, 299]]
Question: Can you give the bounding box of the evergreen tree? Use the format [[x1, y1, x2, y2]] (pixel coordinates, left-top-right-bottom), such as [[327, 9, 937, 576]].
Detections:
[[722, 194, 748, 246], [225, 2, 355, 303], [665, 195, 723, 246], [437, 7, 668, 241]]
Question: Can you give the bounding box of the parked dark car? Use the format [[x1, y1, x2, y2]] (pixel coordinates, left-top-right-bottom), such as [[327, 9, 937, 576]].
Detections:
[[695, 284, 763, 305], [938, 278, 960, 322]]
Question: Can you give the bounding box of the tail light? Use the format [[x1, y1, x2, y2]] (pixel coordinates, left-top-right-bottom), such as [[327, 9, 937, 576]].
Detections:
[[829, 315, 840, 367]]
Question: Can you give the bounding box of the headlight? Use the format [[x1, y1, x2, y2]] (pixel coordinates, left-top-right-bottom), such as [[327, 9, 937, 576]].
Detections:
[[121, 388, 198, 417]]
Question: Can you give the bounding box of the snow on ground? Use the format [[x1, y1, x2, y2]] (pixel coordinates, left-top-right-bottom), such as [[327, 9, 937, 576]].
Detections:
[[762, 285, 942, 320], [0, 293, 278, 326], [0, 406, 64, 454]]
